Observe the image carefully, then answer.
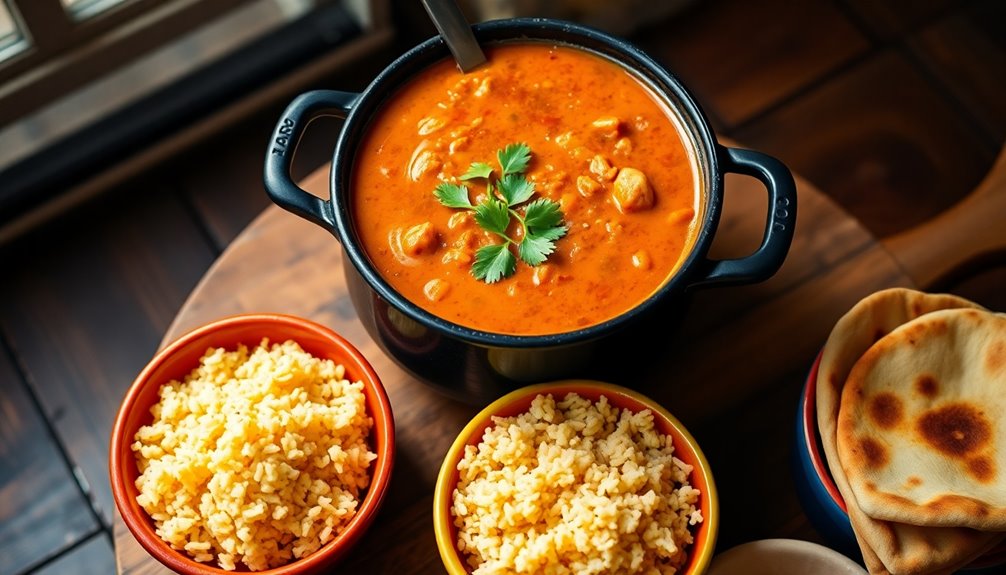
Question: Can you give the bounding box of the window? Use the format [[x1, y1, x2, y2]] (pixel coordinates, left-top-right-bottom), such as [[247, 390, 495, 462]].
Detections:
[[61, 0, 132, 21], [0, 0, 390, 240], [0, 1, 268, 128], [0, 1, 24, 61]]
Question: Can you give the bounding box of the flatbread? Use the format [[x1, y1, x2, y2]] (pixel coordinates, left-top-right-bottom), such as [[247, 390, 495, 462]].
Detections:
[[845, 491, 1004, 575], [837, 308, 1006, 530], [815, 288, 1000, 574]]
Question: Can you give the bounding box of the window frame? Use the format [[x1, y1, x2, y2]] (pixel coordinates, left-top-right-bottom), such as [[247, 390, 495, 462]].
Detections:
[[0, 0, 255, 126], [0, 0, 393, 244]]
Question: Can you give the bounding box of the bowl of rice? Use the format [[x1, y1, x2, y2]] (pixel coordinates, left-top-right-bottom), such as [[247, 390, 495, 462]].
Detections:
[[433, 380, 718, 575], [109, 313, 395, 574]]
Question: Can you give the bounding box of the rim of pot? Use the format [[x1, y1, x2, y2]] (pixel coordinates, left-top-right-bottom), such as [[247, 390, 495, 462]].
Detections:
[[330, 17, 723, 349]]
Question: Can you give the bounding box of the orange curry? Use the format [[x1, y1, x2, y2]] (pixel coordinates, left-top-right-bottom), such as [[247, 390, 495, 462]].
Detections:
[[352, 43, 700, 336]]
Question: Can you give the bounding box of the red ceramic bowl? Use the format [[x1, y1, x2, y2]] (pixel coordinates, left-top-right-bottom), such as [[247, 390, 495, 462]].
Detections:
[[109, 313, 395, 575], [434, 380, 718, 574]]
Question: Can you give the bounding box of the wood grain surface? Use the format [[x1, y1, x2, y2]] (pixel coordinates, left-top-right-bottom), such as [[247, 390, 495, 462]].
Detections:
[[910, 0, 1006, 145], [113, 153, 916, 573], [633, 0, 871, 131], [2, 3, 1002, 574], [0, 346, 99, 574], [732, 49, 997, 240], [0, 182, 217, 535]]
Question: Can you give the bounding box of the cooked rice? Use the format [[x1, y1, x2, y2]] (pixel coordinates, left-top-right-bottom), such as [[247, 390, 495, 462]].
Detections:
[[131, 338, 376, 571], [452, 392, 703, 574]]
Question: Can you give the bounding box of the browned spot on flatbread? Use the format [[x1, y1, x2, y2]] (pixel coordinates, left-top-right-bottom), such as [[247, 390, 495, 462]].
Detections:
[[873, 327, 886, 343], [859, 437, 889, 469], [868, 392, 903, 428], [915, 375, 939, 398], [961, 308, 983, 321], [902, 316, 950, 347], [828, 371, 843, 393], [917, 403, 991, 459], [986, 339, 1005, 376], [919, 494, 993, 520], [905, 476, 923, 489], [967, 455, 996, 484], [930, 316, 950, 334]]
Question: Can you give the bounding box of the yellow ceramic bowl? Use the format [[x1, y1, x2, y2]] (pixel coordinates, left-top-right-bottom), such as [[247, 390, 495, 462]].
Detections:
[[434, 380, 719, 574]]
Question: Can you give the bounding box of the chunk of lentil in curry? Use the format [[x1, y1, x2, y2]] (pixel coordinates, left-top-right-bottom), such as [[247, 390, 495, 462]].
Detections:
[[352, 43, 699, 335]]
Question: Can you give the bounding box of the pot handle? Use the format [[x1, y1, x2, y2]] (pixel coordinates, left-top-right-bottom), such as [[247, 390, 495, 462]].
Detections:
[[263, 89, 360, 232], [693, 146, 797, 287]]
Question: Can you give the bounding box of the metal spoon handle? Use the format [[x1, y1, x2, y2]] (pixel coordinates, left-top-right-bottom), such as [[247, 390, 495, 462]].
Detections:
[[420, 0, 487, 72]]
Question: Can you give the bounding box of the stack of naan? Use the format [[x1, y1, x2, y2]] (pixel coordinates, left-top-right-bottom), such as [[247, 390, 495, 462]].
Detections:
[[816, 288, 1006, 574]]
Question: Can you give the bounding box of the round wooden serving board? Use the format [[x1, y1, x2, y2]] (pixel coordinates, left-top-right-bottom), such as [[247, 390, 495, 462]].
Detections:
[[114, 155, 916, 574]]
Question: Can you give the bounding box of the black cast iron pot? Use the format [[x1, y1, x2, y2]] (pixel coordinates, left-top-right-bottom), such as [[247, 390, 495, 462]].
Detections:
[[263, 18, 797, 404]]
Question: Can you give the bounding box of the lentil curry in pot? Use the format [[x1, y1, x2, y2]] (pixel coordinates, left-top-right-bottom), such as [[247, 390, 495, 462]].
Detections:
[[352, 43, 701, 336]]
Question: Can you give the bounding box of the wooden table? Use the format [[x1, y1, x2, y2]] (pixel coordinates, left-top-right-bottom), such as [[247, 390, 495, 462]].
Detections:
[[114, 159, 916, 574]]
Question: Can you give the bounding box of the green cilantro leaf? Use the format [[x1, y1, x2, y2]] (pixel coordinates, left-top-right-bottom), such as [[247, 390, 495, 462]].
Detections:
[[523, 198, 564, 229], [498, 173, 535, 206], [498, 143, 531, 176], [472, 244, 516, 283], [433, 183, 472, 208], [517, 235, 556, 266], [473, 198, 510, 235], [460, 162, 493, 181], [431, 143, 566, 284], [531, 225, 568, 241]]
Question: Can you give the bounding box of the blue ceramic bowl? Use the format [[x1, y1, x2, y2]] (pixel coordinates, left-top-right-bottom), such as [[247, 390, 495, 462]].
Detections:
[[791, 352, 859, 559], [792, 353, 1006, 573]]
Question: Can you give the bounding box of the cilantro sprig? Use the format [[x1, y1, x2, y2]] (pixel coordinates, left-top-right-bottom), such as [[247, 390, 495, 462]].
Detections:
[[433, 143, 568, 283]]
